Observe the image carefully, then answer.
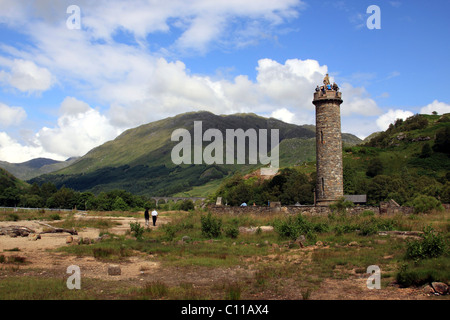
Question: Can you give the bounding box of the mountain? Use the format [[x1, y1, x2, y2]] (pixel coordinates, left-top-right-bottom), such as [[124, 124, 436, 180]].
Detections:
[[0, 157, 80, 181], [28, 111, 362, 196]]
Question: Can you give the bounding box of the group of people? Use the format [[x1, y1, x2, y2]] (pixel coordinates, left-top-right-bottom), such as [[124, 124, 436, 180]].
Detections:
[[315, 73, 339, 93], [144, 208, 158, 227]]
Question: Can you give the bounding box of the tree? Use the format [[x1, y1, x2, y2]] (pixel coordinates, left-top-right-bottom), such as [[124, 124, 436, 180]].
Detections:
[[367, 175, 404, 205], [440, 182, 450, 203], [47, 187, 78, 209], [180, 199, 194, 211], [112, 196, 129, 211], [433, 127, 450, 154], [366, 158, 384, 177], [419, 143, 432, 158]]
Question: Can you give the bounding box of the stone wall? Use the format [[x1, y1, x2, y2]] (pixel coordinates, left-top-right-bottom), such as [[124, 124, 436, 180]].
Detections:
[[208, 204, 416, 216]]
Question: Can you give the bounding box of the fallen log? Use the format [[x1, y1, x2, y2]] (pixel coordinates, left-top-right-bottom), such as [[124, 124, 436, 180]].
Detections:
[[0, 226, 36, 237], [36, 221, 78, 235]]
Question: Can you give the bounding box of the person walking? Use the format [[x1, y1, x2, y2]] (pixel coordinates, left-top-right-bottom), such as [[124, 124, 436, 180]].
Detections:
[[144, 208, 150, 227], [151, 209, 158, 226]]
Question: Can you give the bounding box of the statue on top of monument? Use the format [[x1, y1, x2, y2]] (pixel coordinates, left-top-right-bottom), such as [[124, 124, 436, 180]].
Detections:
[[323, 74, 330, 86]]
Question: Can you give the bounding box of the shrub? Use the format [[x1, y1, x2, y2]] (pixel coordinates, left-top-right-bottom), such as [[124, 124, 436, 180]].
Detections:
[[396, 260, 449, 287], [396, 264, 437, 287], [201, 213, 222, 238], [359, 220, 379, 236], [49, 213, 60, 220], [274, 214, 316, 241], [224, 225, 239, 239], [412, 195, 444, 213], [130, 222, 145, 240], [405, 226, 447, 261], [162, 224, 177, 241]]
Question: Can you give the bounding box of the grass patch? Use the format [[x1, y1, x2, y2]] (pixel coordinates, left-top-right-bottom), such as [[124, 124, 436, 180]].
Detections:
[[0, 277, 105, 300]]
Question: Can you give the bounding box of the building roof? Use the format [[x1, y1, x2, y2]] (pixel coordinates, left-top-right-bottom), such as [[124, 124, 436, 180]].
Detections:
[[344, 195, 367, 204]]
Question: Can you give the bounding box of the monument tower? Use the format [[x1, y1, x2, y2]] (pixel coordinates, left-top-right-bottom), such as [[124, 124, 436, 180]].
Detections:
[[313, 74, 344, 206]]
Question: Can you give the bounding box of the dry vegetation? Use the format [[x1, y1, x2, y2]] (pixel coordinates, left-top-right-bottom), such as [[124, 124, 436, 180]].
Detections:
[[0, 207, 448, 300]]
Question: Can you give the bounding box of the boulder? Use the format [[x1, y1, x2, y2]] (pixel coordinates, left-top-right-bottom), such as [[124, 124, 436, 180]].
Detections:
[[422, 285, 435, 295], [431, 282, 449, 295], [66, 236, 73, 244]]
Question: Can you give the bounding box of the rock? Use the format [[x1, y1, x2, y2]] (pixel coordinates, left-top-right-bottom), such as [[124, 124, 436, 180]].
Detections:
[[66, 236, 73, 244], [182, 236, 191, 242], [348, 241, 358, 247], [72, 238, 80, 245], [315, 241, 323, 246], [431, 282, 449, 295], [82, 237, 91, 245], [108, 264, 121, 276], [272, 243, 279, 250], [422, 284, 435, 295]]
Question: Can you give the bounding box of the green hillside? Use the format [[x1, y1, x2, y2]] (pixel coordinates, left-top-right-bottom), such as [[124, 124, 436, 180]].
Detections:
[[209, 113, 450, 206], [28, 111, 361, 196]]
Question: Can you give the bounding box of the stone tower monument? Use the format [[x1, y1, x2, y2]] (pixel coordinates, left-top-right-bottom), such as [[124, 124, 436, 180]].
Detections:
[[313, 75, 344, 206]]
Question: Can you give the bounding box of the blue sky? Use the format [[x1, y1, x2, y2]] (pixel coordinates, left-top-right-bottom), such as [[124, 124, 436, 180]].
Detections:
[[0, 0, 449, 163]]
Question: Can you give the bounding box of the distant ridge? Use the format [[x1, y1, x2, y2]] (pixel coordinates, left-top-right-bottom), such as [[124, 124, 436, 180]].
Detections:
[[0, 157, 80, 181]]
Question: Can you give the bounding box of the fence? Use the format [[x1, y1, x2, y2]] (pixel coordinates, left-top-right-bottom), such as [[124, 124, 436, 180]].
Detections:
[[0, 206, 74, 213]]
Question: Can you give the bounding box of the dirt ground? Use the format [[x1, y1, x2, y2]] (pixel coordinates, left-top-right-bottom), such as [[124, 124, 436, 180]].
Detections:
[[0, 214, 438, 300]]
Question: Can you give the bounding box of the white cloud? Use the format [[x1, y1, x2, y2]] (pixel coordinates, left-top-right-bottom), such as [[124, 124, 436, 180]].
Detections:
[[37, 97, 122, 158], [420, 100, 450, 115], [0, 132, 63, 163], [0, 1, 388, 160], [376, 109, 414, 131], [0, 97, 122, 162], [0, 103, 27, 127], [270, 108, 295, 124], [0, 59, 53, 93], [0, 0, 303, 54], [340, 83, 382, 116]]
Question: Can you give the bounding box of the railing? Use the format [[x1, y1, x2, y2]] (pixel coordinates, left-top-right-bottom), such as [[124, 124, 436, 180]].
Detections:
[[0, 206, 74, 212]]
